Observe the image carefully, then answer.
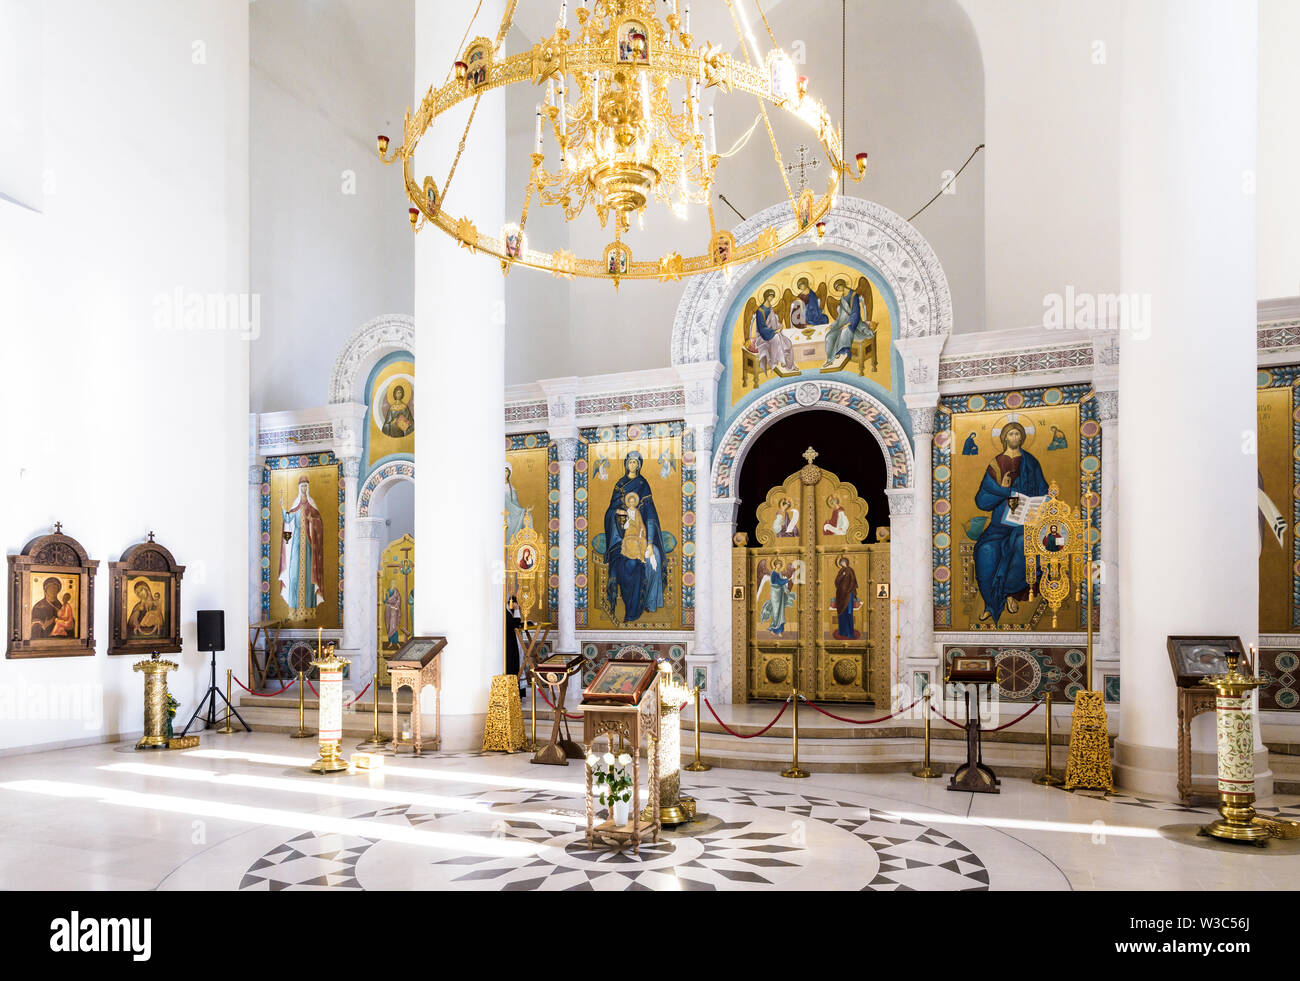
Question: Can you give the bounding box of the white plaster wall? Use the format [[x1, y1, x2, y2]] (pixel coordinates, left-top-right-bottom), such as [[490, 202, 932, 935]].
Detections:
[[1258, 0, 1300, 301], [956, 0, 1126, 334], [249, 0, 415, 413], [0, 0, 251, 752]]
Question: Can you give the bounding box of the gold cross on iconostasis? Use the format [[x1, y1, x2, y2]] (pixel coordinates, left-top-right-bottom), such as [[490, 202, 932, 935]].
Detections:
[[803, 447, 819, 466]]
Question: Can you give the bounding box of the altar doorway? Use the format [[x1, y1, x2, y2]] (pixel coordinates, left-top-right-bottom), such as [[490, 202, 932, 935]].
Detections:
[[731, 412, 892, 704]]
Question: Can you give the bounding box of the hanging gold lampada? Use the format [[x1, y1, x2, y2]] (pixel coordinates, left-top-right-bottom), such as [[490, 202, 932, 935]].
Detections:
[[378, 0, 868, 284]]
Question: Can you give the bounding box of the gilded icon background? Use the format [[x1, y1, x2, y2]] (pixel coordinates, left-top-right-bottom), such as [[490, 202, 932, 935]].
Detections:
[[727, 258, 892, 406], [581, 423, 690, 631], [933, 387, 1100, 632], [28, 572, 80, 640], [506, 434, 554, 623], [1257, 376, 1296, 632], [366, 357, 415, 469], [123, 575, 169, 641], [377, 534, 415, 656], [263, 454, 343, 629]]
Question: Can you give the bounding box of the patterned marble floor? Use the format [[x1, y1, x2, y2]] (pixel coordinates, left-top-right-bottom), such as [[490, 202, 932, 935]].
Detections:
[[0, 733, 1295, 891]]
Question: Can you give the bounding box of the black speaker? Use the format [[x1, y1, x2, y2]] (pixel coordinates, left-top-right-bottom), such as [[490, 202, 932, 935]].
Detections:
[[197, 610, 225, 652]]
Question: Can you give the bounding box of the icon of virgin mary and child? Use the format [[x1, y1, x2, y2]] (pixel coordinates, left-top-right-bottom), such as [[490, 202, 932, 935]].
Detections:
[[602, 451, 669, 624]]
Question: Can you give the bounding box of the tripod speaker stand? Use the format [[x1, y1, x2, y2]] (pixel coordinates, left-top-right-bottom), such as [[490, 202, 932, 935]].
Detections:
[[181, 610, 250, 736]]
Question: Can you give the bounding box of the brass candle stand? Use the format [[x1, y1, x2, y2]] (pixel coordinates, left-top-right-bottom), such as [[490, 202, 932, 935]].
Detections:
[[641, 663, 697, 826], [309, 645, 351, 774], [1199, 652, 1270, 846], [133, 652, 179, 750], [683, 685, 711, 772]]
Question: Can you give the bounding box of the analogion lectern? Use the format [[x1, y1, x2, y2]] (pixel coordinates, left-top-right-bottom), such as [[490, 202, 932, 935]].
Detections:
[[387, 636, 446, 756]]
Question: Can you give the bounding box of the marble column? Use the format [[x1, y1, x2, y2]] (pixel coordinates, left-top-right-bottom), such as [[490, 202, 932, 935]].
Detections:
[[904, 404, 937, 664], [682, 424, 721, 699], [339, 456, 364, 678], [676, 361, 723, 694], [413, 0, 506, 721], [1114, 0, 1262, 796], [351, 516, 387, 685], [553, 437, 580, 657], [711, 497, 740, 702]]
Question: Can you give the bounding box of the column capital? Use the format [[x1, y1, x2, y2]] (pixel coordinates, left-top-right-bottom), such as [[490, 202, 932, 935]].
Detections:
[[894, 334, 948, 397], [538, 376, 580, 438], [907, 406, 937, 436], [355, 516, 387, 543], [1094, 389, 1119, 423], [554, 436, 582, 463], [249, 462, 265, 486], [884, 487, 917, 515], [340, 456, 363, 480], [710, 497, 740, 524], [675, 360, 722, 431], [326, 402, 368, 461]]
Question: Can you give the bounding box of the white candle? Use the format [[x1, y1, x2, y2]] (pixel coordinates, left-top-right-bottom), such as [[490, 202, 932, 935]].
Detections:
[[708, 106, 717, 156], [557, 76, 568, 140], [535, 105, 543, 152], [558, 0, 567, 29], [684, 0, 690, 34], [591, 72, 600, 121]]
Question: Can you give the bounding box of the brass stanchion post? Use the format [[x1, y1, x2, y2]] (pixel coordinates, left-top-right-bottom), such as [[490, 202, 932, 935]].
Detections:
[[913, 690, 940, 778], [1032, 692, 1063, 786], [683, 685, 711, 772], [358, 674, 390, 751], [217, 669, 236, 734], [781, 689, 810, 779], [289, 669, 313, 738]]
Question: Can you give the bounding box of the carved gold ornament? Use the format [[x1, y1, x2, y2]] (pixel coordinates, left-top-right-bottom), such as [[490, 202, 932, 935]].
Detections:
[[379, 0, 868, 284]]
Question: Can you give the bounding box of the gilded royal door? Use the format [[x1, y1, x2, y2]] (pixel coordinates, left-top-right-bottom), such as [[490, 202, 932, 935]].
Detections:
[[731, 449, 890, 704]]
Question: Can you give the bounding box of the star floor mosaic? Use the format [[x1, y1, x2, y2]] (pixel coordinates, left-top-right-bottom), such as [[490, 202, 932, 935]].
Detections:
[[229, 784, 991, 892]]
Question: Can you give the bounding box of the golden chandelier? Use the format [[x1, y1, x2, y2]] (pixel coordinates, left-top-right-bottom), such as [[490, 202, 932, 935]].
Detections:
[[379, 0, 867, 284]]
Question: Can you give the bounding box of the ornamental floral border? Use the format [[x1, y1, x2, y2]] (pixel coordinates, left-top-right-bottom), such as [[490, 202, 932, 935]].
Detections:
[[932, 385, 1100, 631], [357, 460, 416, 517], [574, 421, 696, 629], [260, 451, 345, 624], [1258, 366, 1300, 629], [713, 381, 912, 499], [506, 432, 560, 614]]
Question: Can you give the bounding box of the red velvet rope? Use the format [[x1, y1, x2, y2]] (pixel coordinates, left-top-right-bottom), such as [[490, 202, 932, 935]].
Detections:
[[704, 696, 789, 739], [986, 699, 1043, 732], [929, 699, 1044, 731], [929, 702, 964, 728], [344, 680, 373, 708], [231, 675, 296, 697], [305, 677, 373, 709], [799, 694, 923, 726], [536, 686, 583, 721]]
